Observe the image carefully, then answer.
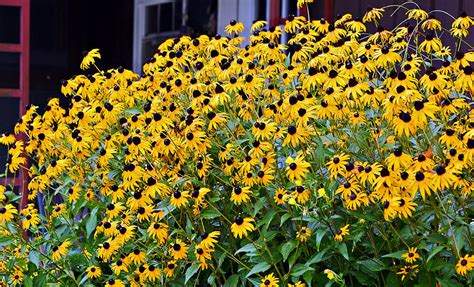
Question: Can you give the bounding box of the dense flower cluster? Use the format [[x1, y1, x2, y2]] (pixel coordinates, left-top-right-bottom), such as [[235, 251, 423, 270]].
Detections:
[[0, 2, 473, 286]]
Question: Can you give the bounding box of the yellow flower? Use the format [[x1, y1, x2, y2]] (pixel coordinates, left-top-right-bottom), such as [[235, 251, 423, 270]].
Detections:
[[170, 239, 189, 260], [285, 152, 311, 182], [324, 269, 336, 280], [231, 217, 255, 239], [402, 247, 421, 263], [260, 273, 279, 287], [363, 7, 384, 23], [230, 185, 252, 205], [406, 9, 428, 21], [297, 0, 314, 9], [225, 20, 244, 35], [456, 254, 474, 276], [51, 240, 71, 261], [296, 226, 312, 242], [87, 266, 102, 279], [397, 265, 418, 281], [334, 224, 349, 241], [0, 204, 17, 223], [80, 48, 101, 70]]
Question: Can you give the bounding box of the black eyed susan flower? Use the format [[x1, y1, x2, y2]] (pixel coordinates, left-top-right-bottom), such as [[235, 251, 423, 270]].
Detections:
[[200, 231, 220, 249], [296, 226, 312, 242], [284, 15, 306, 33], [170, 239, 188, 260], [396, 197, 417, 219], [164, 261, 176, 278], [397, 265, 419, 281], [225, 20, 244, 35], [383, 197, 401, 221], [10, 267, 24, 286], [419, 33, 442, 53], [259, 273, 279, 287], [273, 188, 288, 205], [456, 254, 474, 276], [334, 224, 350, 241], [147, 222, 169, 244], [51, 240, 71, 261], [362, 7, 385, 23], [144, 264, 161, 282], [170, 189, 190, 208], [98, 240, 118, 261], [87, 266, 102, 279], [80, 48, 101, 70], [0, 204, 17, 223], [285, 152, 311, 182], [452, 11, 474, 29], [231, 216, 255, 239], [327, 153, 351, 179], [411, 171, 433, 200], [128, 248, 147, 264], [406, 8, 428, 21], [402, 247, 421, 263], [111, 259, 129, 275], [230, 185, 252, 205], [105, 278, 126, 287], [297, 0, 314, 8]]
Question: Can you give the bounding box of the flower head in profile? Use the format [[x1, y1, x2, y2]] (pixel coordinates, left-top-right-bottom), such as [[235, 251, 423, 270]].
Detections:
[[225, 20, 244, 35], [297, 0, 314, 9], [80, 48, 101, 70]]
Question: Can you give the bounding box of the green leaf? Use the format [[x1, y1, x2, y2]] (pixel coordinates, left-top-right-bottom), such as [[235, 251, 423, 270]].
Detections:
[[290, 264, 314, 277], [0, 237, 13, 247], [34, 273, 47, 286], [246, 262, 271, 278], [357, 258, 387, 272], [386, 272, 400, 287], [280, 241, 296, 262], [85, 207, 98, 237], [280, 213, 291, 226], [223, 274, 240, 287], [315, 228, 327, 251], [259, 209, 277, 230], [426, 259, 450, 272], [252, 197, 266, 217], [185, 264, 200, 284], [235, 243, 257, 255], [29, 250, 40, 268], [427, 246, 445, 262], [207, 275, 216, 286], [382, 250, 405, 259], [201, 207, 221, 219], [306, 247, 329, 265], [337, 243, 349, 261], [437, 278, 464, 287], [24, 276, 33, 287]]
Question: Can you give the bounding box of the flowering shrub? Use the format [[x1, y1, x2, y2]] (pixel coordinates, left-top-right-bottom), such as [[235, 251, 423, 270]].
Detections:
[[1, 2, 473, 286]]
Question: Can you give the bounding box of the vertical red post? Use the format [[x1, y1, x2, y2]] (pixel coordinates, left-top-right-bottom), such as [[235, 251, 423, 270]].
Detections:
[[324, 0, 334, 23], [269, 0, 281, 27], [298, 6, 307, 18], [19, 0, 30, 210]]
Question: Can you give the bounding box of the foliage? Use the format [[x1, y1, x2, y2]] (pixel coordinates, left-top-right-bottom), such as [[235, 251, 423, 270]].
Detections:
[[0, 2, 473, 286]]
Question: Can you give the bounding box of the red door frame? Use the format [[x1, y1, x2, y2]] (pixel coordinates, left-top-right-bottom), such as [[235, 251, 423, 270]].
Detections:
[[0, 0, 30, 211]]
